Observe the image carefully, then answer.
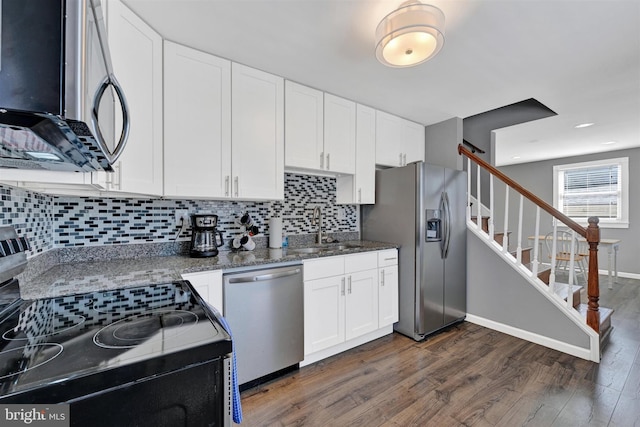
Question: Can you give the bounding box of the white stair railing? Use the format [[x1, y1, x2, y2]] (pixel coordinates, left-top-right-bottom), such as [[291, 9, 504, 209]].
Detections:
[[459, 144, 602, 335]]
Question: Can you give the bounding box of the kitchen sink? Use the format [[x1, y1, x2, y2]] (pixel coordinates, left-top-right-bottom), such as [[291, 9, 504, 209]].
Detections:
[[289, 247, 323, 254], [288, 243, 362, 255]]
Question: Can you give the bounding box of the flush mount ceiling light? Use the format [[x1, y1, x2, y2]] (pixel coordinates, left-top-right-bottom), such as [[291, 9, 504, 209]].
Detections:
[[375, 1, 445, 68]]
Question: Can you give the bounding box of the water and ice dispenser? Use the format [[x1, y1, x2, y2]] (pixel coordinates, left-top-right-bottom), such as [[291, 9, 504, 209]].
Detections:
[[426, 209, 442, 242]]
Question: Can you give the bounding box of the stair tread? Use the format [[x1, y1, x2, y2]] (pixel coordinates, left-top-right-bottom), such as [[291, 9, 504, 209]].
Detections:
[[576, 303, 614, 323]]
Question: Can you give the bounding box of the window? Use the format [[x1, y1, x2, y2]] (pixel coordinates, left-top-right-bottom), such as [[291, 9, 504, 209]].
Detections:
[[553, 157, 629, 228]]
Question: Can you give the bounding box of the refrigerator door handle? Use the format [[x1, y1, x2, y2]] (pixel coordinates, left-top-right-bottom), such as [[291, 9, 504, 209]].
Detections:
[[438, 193, 446, 258], [443, 191, 452, 259]]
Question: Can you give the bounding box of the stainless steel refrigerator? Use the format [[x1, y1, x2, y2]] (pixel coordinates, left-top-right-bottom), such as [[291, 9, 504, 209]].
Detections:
[[361, 162, 467, 341]]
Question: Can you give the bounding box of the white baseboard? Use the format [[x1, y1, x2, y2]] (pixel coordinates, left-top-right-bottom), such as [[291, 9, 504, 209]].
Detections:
[[599, 270, 640, 280], [465, 314, 595, 361]]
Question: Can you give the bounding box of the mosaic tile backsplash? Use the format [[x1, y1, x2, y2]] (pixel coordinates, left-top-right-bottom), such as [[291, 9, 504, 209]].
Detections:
[[0, 173, 359, 258]]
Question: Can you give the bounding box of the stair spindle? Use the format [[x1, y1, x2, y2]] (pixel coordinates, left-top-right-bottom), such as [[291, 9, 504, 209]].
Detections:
[[502, 186, 509, 252], [489, 174, 495, 240], [532, 207, 541, 278]]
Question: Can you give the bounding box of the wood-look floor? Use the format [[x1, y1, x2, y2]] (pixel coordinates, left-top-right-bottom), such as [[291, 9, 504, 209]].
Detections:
[[240, 276, 640, 426]]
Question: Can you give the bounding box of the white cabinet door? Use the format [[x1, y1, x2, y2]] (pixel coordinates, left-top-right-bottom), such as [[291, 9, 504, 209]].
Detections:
[[378, 265, 399, 327], [182, 270, 224, 315], [375, 110, 403, 167], [355, 104, 376, 203], [231, 63, 284, 200], [106, 0, 163, 196], [304, 276, 346, 355], [375, 110, 425, 167], [323, 94, 356, 175], [345, 269, 379, 340], [163, 41, 231, 198], [403, 119, 425, 164], [284, 81, 324, 170], [336, 103, 375, 204]]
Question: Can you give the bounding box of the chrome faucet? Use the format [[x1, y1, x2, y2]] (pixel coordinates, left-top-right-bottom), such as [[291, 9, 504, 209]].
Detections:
[[311, 206, 323, 244]]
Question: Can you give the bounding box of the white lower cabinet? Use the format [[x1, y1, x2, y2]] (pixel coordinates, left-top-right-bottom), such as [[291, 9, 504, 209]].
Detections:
[[304, 274, 345, 352], [303, 251, 388, 358], [378, 250, 399, 327], [181, 270, 224, 315]]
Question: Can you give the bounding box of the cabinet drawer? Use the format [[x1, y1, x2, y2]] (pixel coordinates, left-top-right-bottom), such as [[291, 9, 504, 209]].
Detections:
[[303, 256, 344, 281], [378, 249, 398, 267], [344, 252, 377, 273]]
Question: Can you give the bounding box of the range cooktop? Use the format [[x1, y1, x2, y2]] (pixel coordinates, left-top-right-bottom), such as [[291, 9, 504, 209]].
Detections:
[[0, 281, 232, 403]]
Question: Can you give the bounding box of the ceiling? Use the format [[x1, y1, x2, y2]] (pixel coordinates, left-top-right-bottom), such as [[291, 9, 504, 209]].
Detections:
[[123, 0, 640, 166]]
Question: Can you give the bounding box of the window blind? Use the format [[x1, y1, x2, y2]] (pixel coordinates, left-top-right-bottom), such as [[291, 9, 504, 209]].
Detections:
[[560, 165, 620, 219]]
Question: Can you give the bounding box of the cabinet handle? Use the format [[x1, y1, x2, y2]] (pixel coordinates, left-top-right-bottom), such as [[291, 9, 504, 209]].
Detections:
[[381, 270, 385, 286], [341, 277, 345, 296], [234, 176, 239, 197], [384, 257, 397, 261], [399, 153, 403, 166], [225, 176, 230, 197], [320, 152, 324, 169], [112, 162, 122, 190], [403, 153, 407, 166], [358, 188, 362, 203], [347, 276, 352, 294], [326, 153, 330, 170]]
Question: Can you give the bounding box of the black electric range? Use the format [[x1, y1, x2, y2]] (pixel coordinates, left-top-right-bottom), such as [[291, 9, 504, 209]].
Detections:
[[0, 280, 232, 427]]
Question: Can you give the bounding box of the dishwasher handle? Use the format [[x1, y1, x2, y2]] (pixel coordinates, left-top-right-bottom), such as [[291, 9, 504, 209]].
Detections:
[[227, 268, 301, 283]]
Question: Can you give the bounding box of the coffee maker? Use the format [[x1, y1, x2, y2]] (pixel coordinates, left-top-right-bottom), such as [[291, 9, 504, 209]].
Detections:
[[190, 214, 224, 257]]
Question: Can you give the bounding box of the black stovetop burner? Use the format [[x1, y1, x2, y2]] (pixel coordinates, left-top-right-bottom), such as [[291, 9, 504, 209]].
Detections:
[[0, 281, 232, 404]]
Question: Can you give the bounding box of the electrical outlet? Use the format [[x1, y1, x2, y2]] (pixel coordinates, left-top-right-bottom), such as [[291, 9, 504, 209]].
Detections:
[[174, 210, 189, 226]]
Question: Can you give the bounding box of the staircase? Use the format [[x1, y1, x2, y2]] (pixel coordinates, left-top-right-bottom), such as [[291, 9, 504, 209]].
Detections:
[[463, 145, 613, 361]]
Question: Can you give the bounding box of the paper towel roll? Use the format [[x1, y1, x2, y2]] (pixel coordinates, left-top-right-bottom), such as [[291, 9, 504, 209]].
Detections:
[[269, 218, 283, 248]]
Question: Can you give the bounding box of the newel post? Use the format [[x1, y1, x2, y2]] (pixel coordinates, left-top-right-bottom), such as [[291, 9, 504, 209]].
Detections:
[[586, 217, 601, 333]]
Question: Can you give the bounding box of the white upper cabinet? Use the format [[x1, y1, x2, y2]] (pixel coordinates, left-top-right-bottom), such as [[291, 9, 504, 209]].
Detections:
[[337, 103, 375, 204], [231, 63, 284, 200], [164, 48, 282, 201], [323, 94, 356, 175], [375, 110, 425, 167], [284, 81, 324, 170], [103, 0, 163, 196], [403, 120, 426, 165], [284, 82, 356, 175], [163, 41, 231, 199]]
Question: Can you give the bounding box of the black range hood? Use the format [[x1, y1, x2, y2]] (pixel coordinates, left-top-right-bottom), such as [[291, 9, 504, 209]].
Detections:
[[0, 0, 129, 172]]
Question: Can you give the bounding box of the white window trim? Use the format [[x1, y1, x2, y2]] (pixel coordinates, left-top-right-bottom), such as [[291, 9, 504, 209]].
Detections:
[[553, 157, 629, 229]]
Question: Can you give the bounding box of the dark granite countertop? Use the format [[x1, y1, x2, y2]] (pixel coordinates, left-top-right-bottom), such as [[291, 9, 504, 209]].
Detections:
[[18, 240, 398, 300]]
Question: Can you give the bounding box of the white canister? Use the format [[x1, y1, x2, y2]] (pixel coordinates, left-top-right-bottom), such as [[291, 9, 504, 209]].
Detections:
[[269, 218, 283, 248]]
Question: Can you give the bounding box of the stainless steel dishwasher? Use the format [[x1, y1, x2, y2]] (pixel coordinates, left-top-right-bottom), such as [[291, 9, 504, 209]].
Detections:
[[223, 265, 303, 388]]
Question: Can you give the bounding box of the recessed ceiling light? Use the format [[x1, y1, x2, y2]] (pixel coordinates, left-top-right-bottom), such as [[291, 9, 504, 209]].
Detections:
[[574, 123, 594, 129], [602, 141, 617, 145]]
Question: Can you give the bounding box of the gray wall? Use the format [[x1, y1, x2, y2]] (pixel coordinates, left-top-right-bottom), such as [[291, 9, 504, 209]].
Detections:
[[467, 230, 591, 349], [496, 147, 639, 276]]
